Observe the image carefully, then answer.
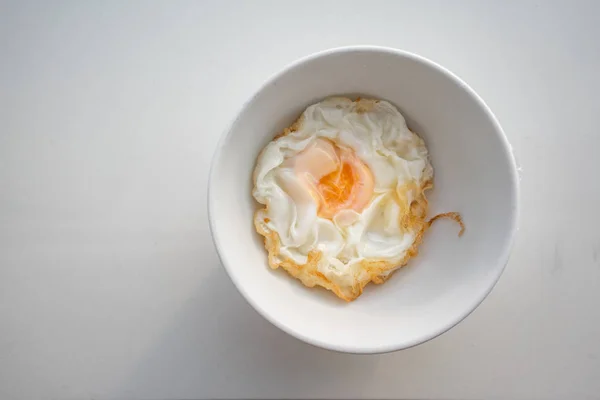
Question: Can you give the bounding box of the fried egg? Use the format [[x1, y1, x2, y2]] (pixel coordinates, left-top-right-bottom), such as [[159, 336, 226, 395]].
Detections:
[[252, 97, 463, 301]]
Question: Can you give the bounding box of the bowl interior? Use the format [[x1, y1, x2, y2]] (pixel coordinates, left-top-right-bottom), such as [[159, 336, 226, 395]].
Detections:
[[209, 47, 518, 353]]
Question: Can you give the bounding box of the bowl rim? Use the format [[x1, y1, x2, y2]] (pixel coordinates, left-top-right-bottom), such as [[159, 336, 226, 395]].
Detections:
[[207, 45, 520, 354]]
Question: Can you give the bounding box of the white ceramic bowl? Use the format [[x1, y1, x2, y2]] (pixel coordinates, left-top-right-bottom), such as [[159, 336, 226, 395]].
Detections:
[[208, 46, 518, 354]]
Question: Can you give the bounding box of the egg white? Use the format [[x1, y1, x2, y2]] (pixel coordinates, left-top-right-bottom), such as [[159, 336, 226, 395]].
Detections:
[[253, 97, 434, 300]]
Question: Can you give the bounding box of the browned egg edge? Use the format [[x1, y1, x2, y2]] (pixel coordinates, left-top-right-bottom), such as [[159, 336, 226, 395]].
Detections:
[[253, 98, 464, 302]]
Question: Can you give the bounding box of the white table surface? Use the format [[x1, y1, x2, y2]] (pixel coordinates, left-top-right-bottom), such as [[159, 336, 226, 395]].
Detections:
[[1, 1, 599, 399]]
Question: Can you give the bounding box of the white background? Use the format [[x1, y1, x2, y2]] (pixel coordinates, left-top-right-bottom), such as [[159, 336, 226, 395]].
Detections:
[[1, 1, 599, 399]]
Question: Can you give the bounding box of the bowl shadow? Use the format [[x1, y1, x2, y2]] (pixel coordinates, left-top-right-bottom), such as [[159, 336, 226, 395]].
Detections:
[[111, 245, 381, 398]]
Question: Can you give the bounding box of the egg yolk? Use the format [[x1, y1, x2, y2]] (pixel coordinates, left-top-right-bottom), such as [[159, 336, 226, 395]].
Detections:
[[291, 138, 374, 219]]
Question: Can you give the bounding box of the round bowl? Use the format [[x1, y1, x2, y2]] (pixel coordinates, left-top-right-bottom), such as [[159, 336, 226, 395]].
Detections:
[[208, 46, 518, 354]]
